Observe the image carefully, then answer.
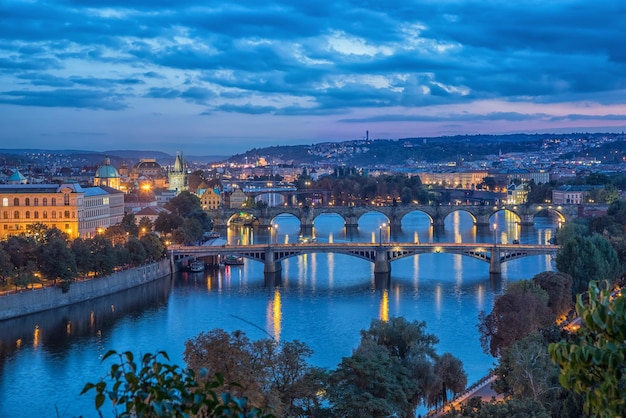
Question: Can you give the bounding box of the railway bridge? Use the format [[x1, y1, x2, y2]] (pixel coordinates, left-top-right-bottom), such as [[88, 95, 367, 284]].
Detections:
[[170, 242, 559, 286]]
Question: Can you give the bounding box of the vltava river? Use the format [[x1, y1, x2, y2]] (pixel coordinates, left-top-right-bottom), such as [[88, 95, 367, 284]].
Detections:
[[0, 211, 558, 417]]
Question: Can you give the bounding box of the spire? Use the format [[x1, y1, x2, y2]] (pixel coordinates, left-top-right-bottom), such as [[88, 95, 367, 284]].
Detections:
[[174, 151, 184, 172]]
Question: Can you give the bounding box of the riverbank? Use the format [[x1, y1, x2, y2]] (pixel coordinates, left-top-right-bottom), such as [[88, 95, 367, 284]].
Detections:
[[0, 258, 174, 321]]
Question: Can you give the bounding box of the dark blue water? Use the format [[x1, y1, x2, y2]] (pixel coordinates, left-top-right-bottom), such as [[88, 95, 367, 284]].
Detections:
[[0, 211, 558, 417]]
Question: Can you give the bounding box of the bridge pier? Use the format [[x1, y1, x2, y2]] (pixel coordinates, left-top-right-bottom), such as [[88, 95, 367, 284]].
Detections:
[[374, 249, 391, 276], [264, 249, 282, 275], [264, 272, 282, 287], [300, 224, 314, 237], [489, 246, 501, 276]]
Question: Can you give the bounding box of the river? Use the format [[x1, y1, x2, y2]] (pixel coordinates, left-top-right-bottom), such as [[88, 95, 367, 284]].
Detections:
[[0, 211, 558, 417]]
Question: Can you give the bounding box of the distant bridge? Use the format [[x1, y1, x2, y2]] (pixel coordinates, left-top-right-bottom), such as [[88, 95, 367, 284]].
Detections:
[[207, 204, 583, 230], [170, 242, 559, 284]]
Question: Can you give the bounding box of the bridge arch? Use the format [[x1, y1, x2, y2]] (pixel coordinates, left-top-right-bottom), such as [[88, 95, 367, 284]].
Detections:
[[398, 209, 435, 227]]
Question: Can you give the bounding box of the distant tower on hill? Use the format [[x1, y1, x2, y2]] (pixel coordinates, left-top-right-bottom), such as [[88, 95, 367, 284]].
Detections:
[[168, 151, 187, 193], [366, 130, 369, 141]]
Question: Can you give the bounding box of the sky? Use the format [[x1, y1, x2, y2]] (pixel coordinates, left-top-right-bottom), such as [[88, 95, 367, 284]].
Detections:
[[1, 0, 626, 156]]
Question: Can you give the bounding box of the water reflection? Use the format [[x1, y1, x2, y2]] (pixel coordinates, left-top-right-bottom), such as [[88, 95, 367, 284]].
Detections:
[[0, 213, 561, 418]]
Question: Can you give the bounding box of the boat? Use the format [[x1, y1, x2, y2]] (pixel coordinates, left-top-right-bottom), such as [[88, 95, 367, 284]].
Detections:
[[189, 260, 205, 272], [223, 255, 244, 266], [298, 235, 317, 244]]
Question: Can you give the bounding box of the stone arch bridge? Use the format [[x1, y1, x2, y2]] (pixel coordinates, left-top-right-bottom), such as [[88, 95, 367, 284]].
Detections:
[[207, 204, 582, 230]]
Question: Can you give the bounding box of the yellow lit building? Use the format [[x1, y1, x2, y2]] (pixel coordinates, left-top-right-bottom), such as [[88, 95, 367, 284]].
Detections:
[[199, 188, 221, 210], [0, 183, 125, 240], [417, 171, 488, 189]]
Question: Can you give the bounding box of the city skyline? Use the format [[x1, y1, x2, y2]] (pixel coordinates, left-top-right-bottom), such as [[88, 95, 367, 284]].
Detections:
[[1, 0, 626, 155]]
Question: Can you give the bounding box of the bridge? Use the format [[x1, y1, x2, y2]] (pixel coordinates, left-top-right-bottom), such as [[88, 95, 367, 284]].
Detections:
[[207, 204, 583, 231], [170, 242, 559, 285]]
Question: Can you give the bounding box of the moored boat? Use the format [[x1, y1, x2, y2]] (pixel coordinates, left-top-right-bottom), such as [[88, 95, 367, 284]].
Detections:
[[189, 260, 205, 272], [223, 255, 244, 266]]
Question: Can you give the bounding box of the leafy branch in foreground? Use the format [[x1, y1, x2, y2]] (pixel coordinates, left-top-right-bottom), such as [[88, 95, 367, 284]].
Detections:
[[82, 350, 274, 418], [549, 281, 626, 418]]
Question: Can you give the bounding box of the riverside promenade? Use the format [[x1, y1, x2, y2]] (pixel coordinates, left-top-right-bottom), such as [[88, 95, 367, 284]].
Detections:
[[426, 374, 501, 417], [0, 258, 173, 321]]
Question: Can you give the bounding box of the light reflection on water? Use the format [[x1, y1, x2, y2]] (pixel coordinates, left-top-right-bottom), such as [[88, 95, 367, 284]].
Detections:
[[0, 212, 559, 417]]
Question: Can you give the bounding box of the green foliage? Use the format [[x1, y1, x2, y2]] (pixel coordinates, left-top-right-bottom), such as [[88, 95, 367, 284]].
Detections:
[[184, 329, 325, 417], [38, 233, 77, 286], [549, 281, 626, 418], [328, 317, 466, 416], [478, 280, 554, 357], [82, 350, 274, 418], [556, 234, 621, 293], [531, 271, 574, 319], [165, 191, 202, 218]]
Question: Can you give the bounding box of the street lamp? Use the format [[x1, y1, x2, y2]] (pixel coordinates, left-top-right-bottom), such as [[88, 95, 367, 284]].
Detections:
[[379, 222, 387, 246]]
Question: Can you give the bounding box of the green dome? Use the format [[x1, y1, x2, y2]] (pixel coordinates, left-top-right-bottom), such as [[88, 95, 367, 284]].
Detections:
[[95, 157, 120, 179]]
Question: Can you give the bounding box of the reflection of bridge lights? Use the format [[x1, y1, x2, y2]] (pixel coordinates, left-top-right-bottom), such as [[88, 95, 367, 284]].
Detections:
[[379, 289, 389, 322]]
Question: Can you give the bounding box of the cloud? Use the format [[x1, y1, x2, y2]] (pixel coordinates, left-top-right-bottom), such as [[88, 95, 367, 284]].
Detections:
[[0, 0, 625, 150], [0, 89, 127, 110]]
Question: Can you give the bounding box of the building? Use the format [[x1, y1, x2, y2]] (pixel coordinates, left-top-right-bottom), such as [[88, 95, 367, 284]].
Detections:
[[199, 187, 221, 210], [506, 183, 528, 204], [551, 185, 592, 205], [417, 171, 489, 189], [228, 189, 248, 208], [130, 158, 168, 189], [93, 157, 121, 190], [168, 152, 187, 193], [82, 185, 125, 237], [0, 183, 124, 240]]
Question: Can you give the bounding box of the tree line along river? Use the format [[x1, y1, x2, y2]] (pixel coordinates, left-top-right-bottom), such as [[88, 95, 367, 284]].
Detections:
[[0, 211, 558, 417]]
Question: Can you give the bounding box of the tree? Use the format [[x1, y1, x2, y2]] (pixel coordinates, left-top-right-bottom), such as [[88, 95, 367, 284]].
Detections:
[[165, 191, 202, 217], [154, 212, 184, 236], [140, 233, 166, 261], [556, 234, 621, 294], [82, 350, 274, 418], [549, 281, 626, 418], [327, 317, 462, 417], [431, 353, 467, 406], [532, 271, 574, 320], [138, 216, 153, 235], [38, 234, 77, 291], [184, 329, 323, 417], [0, 245, 14, 285], [120, 213, 140, 237], [88, 235, 116, 276], [478, 280, 553, 357], [125, 237, 147, 266], [71, 238, 93, 277]]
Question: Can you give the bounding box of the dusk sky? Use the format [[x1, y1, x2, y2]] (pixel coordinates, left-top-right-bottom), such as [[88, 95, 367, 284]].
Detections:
[[1, 1, 626, 156]]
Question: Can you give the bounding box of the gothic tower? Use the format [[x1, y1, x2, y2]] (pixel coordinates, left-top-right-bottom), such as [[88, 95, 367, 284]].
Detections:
[[168, 151, 187, 193]]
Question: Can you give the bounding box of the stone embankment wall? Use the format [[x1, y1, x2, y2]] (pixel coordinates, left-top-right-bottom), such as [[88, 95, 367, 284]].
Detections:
[[0, 258, 174, 321]]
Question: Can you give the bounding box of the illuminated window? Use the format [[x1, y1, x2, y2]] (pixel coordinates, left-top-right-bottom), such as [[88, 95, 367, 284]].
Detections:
[[2, 198, 7, 207]]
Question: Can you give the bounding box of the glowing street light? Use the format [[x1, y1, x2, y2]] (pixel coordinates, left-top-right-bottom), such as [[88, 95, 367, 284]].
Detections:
[[379, 222, 387, 246], [492, 223, 498, 246]]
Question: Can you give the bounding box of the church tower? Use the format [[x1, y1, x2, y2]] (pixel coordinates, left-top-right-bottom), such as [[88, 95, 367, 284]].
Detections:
[[168, 151, 187, 193]]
